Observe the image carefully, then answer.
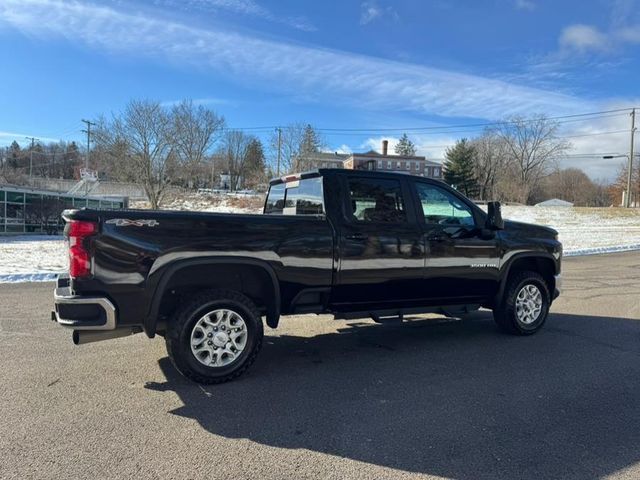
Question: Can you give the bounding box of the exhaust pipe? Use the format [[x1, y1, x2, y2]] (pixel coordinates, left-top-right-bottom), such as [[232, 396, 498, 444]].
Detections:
[[73, 329, 133, 345]]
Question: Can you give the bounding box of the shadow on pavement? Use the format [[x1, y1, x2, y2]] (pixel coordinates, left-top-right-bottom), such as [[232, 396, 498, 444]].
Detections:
[[146, 312, 640, 479]]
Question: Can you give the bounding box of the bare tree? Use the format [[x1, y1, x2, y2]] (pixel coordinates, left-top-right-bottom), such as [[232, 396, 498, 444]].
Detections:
[[169, 100, 225, 188], [471, 131, 508, 201], [492, 115, 570, 204], [94, 100, 174, 209], [221, 130, 252, 191], [536, 167, 607, 206], [269, 123, 306, 174]]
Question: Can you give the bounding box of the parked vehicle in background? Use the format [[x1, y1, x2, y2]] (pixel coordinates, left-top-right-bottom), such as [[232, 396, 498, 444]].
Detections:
[[52, 169, 562, 383]]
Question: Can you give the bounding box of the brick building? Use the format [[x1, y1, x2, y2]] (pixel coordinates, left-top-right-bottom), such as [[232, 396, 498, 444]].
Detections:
[[297, 140, 443, 179]]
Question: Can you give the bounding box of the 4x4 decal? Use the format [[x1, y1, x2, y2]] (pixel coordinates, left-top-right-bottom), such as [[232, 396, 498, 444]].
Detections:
[[105, 219, 160, 227]]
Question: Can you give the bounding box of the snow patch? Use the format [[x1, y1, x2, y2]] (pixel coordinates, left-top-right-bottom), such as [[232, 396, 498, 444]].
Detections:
[[0, 273, 59, 283]]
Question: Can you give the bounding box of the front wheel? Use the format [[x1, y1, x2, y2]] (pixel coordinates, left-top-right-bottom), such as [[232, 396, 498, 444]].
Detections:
[[493, 270, 550, 335], [166, 289, 264, 384]]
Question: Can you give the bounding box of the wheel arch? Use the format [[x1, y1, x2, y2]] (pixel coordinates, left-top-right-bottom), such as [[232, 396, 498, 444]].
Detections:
[[145, 257, 281, 337], [496, 253, 557, 306]]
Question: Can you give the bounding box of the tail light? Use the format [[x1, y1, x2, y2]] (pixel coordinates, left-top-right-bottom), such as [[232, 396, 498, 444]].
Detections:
[[67, 220, 97, 278]]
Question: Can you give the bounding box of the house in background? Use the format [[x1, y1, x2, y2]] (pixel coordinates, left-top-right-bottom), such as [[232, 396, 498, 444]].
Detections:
[[296, 140, 443, 179], [295, 152, 349, 171]]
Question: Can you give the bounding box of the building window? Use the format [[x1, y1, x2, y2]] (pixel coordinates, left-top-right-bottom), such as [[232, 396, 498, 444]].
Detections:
[[434, 167, 441, 177], [387, 161, 392, 169], [396, 161, 401, 169]]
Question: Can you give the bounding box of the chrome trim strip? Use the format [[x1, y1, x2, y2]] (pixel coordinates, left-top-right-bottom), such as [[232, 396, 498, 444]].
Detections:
[[54, 290, 116, 330]]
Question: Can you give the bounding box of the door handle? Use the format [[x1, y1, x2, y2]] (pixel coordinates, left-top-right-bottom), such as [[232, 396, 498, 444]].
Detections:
[[426, 232, 447, 242], [346, 233, 368, 241]]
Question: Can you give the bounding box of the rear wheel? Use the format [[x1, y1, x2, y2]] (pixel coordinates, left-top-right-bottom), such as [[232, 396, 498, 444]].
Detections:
[[166, 289, 263, 384], [493, 270, 550, 335]]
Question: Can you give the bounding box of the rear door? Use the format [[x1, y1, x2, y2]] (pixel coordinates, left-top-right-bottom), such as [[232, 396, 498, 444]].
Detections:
[[331, 173, 426, 309], [411, 180, 500, 303]]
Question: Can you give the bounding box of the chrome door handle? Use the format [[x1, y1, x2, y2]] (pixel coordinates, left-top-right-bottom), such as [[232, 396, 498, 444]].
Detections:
[[346, 233, 368, 241]]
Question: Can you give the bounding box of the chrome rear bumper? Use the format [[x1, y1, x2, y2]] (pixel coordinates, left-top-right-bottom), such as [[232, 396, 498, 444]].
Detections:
[[53, 286, 116, 331]]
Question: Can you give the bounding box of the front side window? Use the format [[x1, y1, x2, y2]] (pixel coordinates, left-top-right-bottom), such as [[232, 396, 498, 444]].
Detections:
[[415, 182, 474, 226], [347, 177, 406, 223], [265, 177, 324, 215]]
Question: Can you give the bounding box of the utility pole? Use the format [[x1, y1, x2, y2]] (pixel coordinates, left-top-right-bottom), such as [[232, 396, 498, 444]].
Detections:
[[211, 156, 215, 191], [627, 108, 636, 208], [276, 127, 282, 176], [25, 136, 37, 178], [81, 119, 96, 170]]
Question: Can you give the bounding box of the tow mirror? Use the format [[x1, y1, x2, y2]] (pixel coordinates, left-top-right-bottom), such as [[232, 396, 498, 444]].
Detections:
[[486, 201, 504, 230]]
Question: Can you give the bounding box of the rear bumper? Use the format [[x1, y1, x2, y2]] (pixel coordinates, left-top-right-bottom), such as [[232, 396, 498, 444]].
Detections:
[[52, 277, 116, 331]]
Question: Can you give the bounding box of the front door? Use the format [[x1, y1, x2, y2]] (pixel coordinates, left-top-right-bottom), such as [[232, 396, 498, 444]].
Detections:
[[332, 174, 426, 310], [412, 180, 500, 303]]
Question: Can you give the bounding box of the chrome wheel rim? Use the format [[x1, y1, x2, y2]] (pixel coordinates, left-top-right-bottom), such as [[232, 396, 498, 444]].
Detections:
[[190, 309, 248, 367], [515, 284, 543, 325]]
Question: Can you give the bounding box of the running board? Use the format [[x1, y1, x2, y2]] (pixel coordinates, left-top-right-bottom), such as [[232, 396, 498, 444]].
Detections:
[[333, 304, 481, 323], [370, 312, 403, 323]]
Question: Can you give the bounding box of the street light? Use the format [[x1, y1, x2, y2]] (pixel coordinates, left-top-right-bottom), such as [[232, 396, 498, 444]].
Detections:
[[603, 153, 639, 207]]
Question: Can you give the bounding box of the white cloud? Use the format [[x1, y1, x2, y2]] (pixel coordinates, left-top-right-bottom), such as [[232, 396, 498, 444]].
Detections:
[[150, 0, 317, 31], [618, 25, 640, 43], [559, 24, 610, 53], [360, 2, 399, 25], [0, 131, 60, 147], [514, 0, 536, 11], [360, 2, 382, 25], [0, 0, 595, 121]]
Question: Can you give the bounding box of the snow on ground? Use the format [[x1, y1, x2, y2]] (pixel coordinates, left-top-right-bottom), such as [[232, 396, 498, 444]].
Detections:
[[130, 193, 264, 214], [0, 235, 67, 283], [1, 203, 639, 283], [500, 206, 640, 257]]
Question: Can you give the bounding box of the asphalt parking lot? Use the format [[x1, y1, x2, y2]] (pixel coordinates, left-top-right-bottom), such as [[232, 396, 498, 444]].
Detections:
[[1, 252, 640, 480]]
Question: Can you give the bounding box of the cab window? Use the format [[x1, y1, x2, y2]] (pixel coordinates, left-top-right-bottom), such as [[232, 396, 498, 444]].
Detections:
[[264, 177, 324, 215], [347, 177, 406, 223], [415, 182, 474, 226]]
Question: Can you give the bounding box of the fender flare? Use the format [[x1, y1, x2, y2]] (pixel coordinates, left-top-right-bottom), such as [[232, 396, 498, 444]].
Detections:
[[144, 256, 281, 337], [494, 251, 558, 306]]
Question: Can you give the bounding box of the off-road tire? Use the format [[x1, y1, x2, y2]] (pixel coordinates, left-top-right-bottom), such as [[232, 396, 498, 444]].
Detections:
[[493, 270, 550, 335], [166, 289, 263, 384]]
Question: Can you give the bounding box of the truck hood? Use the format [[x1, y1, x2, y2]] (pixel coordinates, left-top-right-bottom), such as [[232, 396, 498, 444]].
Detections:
[[503, 219, 558, 239]]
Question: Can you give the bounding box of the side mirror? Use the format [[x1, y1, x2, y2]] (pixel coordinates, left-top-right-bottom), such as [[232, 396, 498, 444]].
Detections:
[[486, 201, 504, 230]]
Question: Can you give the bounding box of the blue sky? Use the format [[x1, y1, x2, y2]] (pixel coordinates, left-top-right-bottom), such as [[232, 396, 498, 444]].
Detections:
[[0, 0, 639, 179]]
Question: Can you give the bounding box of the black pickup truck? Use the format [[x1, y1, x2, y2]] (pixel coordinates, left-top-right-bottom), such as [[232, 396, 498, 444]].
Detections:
[[53, 168, 562, 384]]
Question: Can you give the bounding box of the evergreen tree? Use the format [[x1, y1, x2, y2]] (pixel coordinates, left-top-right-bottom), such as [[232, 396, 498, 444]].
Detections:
[[394, 133, 417, 156], [8, 141, 21, 169], [443, 138, 479, 198], [245, 138, 266, 181], [300, 124, 321, 155]]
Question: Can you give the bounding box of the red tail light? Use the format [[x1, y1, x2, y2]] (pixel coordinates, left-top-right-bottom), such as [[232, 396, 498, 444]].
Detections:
[[67, 220, 97, 278]]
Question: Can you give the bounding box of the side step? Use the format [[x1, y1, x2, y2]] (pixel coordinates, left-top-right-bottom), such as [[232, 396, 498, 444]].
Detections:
[[370, 311, 404, 323]]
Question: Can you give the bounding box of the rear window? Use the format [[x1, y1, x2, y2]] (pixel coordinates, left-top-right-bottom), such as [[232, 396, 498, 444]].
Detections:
[[264, 177, 324, 215]]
